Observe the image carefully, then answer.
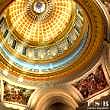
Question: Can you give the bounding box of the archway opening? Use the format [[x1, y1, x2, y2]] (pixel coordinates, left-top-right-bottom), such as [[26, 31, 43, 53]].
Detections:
[[47, 102, 73, 110]]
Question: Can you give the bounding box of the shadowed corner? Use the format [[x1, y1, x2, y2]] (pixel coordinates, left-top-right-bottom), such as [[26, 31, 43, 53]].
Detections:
[[47, 102, 73, 110], [0, 0, 14, 14]]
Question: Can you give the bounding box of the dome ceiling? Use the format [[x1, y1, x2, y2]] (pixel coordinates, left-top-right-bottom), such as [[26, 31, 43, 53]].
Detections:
[[0, 0, 106, 84], [6, 0, 76, 46]]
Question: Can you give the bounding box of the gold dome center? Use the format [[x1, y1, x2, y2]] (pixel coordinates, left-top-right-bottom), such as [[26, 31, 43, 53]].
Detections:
[[6, 0, 76, 46]]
